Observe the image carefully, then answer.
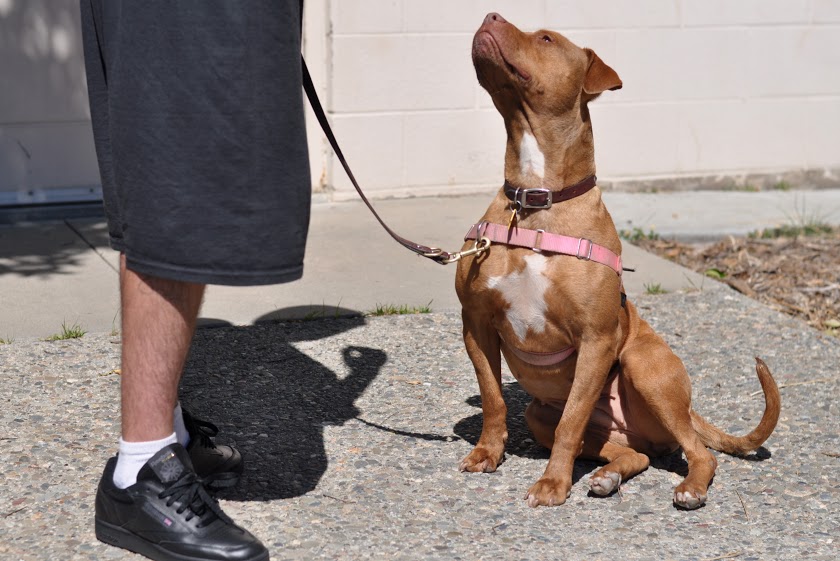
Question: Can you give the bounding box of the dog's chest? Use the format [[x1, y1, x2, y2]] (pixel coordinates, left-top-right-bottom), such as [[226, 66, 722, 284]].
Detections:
[[485, 253, 553, 343]]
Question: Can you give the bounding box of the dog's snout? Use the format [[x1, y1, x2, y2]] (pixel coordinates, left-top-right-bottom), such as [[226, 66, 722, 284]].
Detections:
[[483, 12, 507, 26]]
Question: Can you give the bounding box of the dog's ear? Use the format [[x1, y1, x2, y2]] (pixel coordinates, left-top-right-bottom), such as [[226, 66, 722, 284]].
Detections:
[[583, 48, 622, 94]]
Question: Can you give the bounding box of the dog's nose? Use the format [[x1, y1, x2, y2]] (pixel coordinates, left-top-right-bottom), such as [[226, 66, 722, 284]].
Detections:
[[483, 13, 507, 26]]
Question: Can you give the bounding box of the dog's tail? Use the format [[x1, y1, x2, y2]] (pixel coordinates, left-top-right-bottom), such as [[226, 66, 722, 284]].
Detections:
[[691, 357, 781, 455]]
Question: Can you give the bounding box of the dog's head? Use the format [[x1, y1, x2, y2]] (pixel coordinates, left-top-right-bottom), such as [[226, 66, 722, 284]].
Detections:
[[472, 13, 621, 118]]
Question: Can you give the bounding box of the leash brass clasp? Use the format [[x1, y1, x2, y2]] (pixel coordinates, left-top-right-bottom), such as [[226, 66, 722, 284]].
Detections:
[[438, 236, 491, 264]]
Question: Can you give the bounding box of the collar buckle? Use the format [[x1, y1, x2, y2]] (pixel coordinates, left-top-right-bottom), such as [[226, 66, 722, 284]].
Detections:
[[519, 188, 553, 209]]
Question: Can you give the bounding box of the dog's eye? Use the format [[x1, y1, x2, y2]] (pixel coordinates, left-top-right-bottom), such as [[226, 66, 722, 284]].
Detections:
[[541, 35, 553, 43]]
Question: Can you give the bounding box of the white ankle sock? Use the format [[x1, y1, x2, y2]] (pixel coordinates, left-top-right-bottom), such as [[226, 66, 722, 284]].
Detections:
[[173, 403, 190, 448], [113, 432, 178, 489]]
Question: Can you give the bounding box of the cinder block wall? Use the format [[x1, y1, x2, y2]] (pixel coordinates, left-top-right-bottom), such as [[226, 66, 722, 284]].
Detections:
[[304, 0, 840, 199], [2, 2, 838, 206], [0, 1, 99, 206]]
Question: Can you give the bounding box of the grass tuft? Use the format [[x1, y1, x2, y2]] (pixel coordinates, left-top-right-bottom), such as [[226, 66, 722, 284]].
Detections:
[[749, 198, 835, 239], [367, 301, 433, 317], [644, 282, 667, 295], [619, 227, 659, 243], [749, 222, 833, 239], [44, 321, 86, 341]]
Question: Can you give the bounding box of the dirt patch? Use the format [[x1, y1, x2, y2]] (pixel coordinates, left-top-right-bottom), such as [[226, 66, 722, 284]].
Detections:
[[634, 230, 840, 337]]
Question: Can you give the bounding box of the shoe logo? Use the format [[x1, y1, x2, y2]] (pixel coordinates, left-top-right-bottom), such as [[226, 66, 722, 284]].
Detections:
[[150, 451, 185, 483], [142, 502, 175, 528]]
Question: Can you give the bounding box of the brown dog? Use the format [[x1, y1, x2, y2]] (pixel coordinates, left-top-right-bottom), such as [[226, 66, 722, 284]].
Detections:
[[454, 13, 781, 509]]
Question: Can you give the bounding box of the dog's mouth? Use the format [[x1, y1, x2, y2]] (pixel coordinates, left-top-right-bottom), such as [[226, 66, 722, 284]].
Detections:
[[473, 30, 531, 84]]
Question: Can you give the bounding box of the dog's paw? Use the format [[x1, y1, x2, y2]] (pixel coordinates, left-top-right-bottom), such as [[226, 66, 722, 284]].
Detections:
[[589, 471, 621, 496], [524, 477, 572, 507], [673, 486, 707, 510], [459, 446, 504, 473]]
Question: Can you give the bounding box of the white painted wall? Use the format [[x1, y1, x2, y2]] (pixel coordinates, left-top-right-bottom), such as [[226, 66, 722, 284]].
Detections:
[[0, 0, 100, 206], [1, 1, 838, 207], [304, 0, 840, 199]]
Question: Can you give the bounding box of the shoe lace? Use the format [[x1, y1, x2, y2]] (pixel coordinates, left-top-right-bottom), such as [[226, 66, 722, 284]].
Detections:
[[158, 472, 233, 528], [182, 410, 219, 450]]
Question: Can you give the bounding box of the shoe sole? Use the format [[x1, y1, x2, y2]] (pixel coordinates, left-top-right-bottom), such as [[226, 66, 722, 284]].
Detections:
[[95, 518, 269, 561]]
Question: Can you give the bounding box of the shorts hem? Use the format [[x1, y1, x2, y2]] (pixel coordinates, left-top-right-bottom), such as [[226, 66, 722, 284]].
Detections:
[[124, 254, 304, 286]]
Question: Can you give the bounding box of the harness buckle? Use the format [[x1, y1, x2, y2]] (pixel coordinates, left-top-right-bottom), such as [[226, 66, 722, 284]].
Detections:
[[532, 229, 545, 252], [576, 238, 593, 261], [519, 188, 553, 209]]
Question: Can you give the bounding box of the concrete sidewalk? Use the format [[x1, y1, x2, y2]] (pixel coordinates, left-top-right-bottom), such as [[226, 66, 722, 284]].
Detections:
[[2, 188, 839, 340]]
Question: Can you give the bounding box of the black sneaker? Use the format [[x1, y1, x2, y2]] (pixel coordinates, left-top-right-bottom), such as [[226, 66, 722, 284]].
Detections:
[[95, 444, 268, 561], [183, 409, 243, 487]]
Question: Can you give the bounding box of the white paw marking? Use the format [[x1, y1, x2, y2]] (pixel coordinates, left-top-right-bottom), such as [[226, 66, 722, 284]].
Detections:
[[674, 490, 706, 509], [519, 132, 545, 179], [486, 253, 551, 343], [590, 471, 621, 496]]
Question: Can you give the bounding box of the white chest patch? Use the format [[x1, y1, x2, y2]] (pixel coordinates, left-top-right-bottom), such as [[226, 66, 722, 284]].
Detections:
[[486, 253, 551, 343], [519, 132, 545, 179]]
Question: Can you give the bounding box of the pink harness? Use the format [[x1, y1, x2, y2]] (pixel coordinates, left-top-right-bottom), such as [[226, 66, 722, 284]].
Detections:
[[464, 221, 623, 276], [465, 220, 623, 367], [501, 337, 577, 367], [543, 364, 634, 438]]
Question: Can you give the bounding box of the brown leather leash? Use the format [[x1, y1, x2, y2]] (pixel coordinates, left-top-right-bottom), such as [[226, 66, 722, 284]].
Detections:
[[301, 58, 458, 265]]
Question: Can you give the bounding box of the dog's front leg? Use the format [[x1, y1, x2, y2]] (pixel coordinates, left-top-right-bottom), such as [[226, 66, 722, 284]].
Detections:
[[525, 339, 616, 506], [459, 310, 507, 473]]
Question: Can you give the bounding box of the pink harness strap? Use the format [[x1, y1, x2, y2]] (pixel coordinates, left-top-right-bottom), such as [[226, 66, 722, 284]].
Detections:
[[464, 221, 623, 276], [543, 364, 636, 438], [502, 337, 576, 367]]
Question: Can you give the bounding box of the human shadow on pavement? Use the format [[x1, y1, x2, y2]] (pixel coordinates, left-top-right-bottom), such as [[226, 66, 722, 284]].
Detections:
[[178, 312, 386, 502]]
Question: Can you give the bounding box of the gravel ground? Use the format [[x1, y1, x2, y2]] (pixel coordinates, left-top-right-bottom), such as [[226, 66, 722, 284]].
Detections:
[[1, 289, 838, 561]]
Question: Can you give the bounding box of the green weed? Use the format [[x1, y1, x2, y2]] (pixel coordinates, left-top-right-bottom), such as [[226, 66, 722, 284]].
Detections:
[[749, 198, 834, 239], [368, 301, 433, 316], [44, 321, 86, 341], [619, 228, 659, 243], [644, 283, 667, 295], [749, 222, 833, 239]]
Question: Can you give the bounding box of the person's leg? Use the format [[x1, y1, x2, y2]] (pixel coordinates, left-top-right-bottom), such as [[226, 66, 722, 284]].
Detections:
[[112, 254, 205, 487], [97, 256, 267, 560], [120, 254, 205, 441]]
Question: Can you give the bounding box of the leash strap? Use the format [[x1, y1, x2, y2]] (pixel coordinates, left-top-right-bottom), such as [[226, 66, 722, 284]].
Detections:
[[301, 57, 455, 264]]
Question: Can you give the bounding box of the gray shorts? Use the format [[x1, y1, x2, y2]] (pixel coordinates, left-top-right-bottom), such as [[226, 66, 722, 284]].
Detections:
[[81, 0, 311, 285]]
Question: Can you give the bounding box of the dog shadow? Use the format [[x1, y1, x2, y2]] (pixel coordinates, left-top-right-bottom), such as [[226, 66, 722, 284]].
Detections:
[[451, 381, 747, 488], [453, 381, 601, 485], [178, 312, 385, 502]]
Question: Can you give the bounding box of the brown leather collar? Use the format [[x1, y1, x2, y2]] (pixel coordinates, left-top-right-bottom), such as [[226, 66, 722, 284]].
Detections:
[[504, 174, 597, 209]]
